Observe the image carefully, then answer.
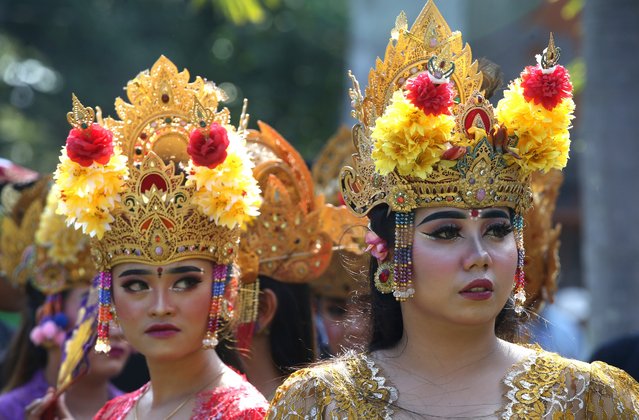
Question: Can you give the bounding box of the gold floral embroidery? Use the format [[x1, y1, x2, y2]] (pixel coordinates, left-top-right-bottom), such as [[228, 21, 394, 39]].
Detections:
[[268, 349, 639, 419], [267, 353, 397, 419]]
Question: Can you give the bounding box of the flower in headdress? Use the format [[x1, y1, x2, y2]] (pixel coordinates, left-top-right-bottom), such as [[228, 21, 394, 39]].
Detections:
[[365, 231, 388, 262], [187, 123, 230, 169], [66, 124, 114, 167], [54, 148, 128, 238], [371, 91, 454, 178], [520, 65, 572, 111], [405, 72, 454, 116], [495, 80, 574, 174], [187, 129, 262, 230]]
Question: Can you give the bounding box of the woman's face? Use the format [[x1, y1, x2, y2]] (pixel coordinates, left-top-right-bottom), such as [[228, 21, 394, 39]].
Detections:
[[111, 258, 214, 361], [407, 206, 517, 327]]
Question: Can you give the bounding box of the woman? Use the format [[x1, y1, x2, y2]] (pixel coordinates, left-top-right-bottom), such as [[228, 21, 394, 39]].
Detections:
[[0, 179, 130, 419], [268, 2, 639, 418], [236, 122, 342, 399], [36, 56, 267, 419]]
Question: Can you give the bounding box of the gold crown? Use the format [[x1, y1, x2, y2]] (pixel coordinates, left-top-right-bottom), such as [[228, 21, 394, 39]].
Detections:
[[239, 121, 335, 284], [31, 186, 95, 293], [0, 177, 48, 287], [54, 56, 262, 270], [310, 127, 371, 299], [311, 126, 353, 205], [340, 1, 573, 216], [523, 170, 563, 310]]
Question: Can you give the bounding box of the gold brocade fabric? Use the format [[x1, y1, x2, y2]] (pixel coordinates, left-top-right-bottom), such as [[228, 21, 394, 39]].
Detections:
[[267, 348, 639, 419]]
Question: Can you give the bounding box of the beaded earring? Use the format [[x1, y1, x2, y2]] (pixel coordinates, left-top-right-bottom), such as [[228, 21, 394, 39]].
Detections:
[[392, 212, 415, 301], [512, 214, 527, 314], [95, 271, 113, 353], [202, 263, 229, 349]]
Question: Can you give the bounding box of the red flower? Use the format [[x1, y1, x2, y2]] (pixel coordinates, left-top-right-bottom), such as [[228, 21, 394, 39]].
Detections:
[[521, 65, 572, 111], [66, 123, 114, 167], [405, 72, 454, 116], [188, 123, 230, 169]]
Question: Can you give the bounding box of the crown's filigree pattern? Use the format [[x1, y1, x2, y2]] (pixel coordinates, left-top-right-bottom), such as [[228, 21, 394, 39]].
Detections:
[[239, 122, 333, 284], [91, 154, 239, 271], [0, 178, 48, 287], [340, 1, 542, 216], [55, 56, 260, 270]]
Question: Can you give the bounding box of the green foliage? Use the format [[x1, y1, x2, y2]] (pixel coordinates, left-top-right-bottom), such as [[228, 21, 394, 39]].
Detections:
[[0, 0, 347, 172]]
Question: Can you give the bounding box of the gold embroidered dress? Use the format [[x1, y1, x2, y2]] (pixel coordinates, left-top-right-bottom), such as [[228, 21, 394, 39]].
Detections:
[[267, 347, 639, 419]]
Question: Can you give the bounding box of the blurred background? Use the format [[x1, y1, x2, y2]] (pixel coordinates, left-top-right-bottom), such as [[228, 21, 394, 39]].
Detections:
[[1, 0, 638, 360]]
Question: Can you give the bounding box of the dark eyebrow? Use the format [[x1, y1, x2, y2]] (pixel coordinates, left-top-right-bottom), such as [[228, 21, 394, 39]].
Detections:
[[480, 209, 510, 219], [417, 209, 511, 226], [166, 266, 204, 275], [417, 210, 466, 226], [118, 269, 153, 278]]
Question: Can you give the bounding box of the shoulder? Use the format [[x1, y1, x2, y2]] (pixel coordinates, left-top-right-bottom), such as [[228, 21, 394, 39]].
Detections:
[[94, 385, 146, 420], [0, 372, 48, 418], [268, 352, 397, 420], [194, 370, 268, 419], [504, 346, 639, 417]]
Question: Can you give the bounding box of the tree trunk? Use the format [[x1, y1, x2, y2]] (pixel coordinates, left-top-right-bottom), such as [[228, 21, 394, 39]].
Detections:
[[581, 0, 639, 347]]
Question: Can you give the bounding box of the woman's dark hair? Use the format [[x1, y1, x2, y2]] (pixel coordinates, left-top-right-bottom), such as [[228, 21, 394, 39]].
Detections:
[[259, 276, 315, 375], [1, 284, 49, 392], [366, 204, 523, 352]]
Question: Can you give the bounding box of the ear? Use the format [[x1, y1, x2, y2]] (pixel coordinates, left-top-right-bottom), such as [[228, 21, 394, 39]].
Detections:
[[257, 288, 278, 334]]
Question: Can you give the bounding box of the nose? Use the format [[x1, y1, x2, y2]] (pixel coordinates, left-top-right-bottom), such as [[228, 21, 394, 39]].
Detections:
[[462, 235, 492, 271], [148, 288, 176, 318]]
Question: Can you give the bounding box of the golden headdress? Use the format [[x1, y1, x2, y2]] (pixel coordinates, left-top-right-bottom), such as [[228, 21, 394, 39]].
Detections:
[[0, 177, 49, 288], [310, 127, 369, 300], [239, 121, 334, 285], [523, 170, 563, 310], [53, 56, 262, 353], [54, 56, 262, 271], [340, 1, 574, 302]]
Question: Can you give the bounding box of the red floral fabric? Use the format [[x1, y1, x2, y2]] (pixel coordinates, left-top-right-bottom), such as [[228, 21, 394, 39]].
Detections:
[[94, 370, 267, 419]]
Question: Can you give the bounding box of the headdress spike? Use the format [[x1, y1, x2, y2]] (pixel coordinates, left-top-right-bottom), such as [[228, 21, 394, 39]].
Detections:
[[66, 94, 95, 130]]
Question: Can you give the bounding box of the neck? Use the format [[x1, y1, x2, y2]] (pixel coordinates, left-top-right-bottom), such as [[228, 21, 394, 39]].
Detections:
[[65, 375, 111, 420], [146, 348, 225, 406], [383, 304, 502, 379], [241, 334, 283, 400]]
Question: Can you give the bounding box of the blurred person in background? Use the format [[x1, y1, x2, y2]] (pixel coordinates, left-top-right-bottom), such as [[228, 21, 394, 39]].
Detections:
[[236, 122, 344, 399], [309, 127, 371, 357], [0, 178, 130, 419]]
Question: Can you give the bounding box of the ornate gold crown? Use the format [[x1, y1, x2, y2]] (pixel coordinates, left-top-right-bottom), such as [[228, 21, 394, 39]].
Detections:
[[239, 121, 334, 284], [523, 170, 563, 310], [31, 185, 95, 293], [340, 1, 574, 216], [0, 177, 48, 287], [54, 57, 262, 271], [310, 127, 370, 299], [0, 178, 94, 293]]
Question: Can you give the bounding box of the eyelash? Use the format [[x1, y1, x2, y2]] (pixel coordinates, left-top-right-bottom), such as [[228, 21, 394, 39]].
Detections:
[[425, 222, 513, 240], [120, 277, 203, 293]]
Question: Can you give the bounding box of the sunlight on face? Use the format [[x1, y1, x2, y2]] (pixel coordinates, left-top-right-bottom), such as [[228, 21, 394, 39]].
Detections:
[[111, 258, 214, 362], [405, 207, 517, 328]]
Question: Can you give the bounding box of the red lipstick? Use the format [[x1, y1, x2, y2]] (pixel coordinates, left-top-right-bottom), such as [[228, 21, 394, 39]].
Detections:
[[144, 323, 181, 338], [459, 279, 494, 301]]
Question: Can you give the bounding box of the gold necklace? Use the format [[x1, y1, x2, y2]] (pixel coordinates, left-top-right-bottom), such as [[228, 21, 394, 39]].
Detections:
[[134, 370, 224, 420]]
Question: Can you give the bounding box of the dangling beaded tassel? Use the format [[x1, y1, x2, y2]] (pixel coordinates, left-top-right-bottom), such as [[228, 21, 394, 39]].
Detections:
[[95, 271, 113, 353], [202, 263, 228, 349], [236, 278, 260, 352], [512, 214, 526, 314], [393, 211, 415, 301]]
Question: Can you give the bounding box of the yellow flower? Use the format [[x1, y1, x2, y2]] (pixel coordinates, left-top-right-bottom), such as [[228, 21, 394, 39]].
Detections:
[[187, 129, 262, 229], [35, 186, 88, 264], [54, 147, 128, 239], [495, 80, 574, 173], [371, 91, 454, 179]]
